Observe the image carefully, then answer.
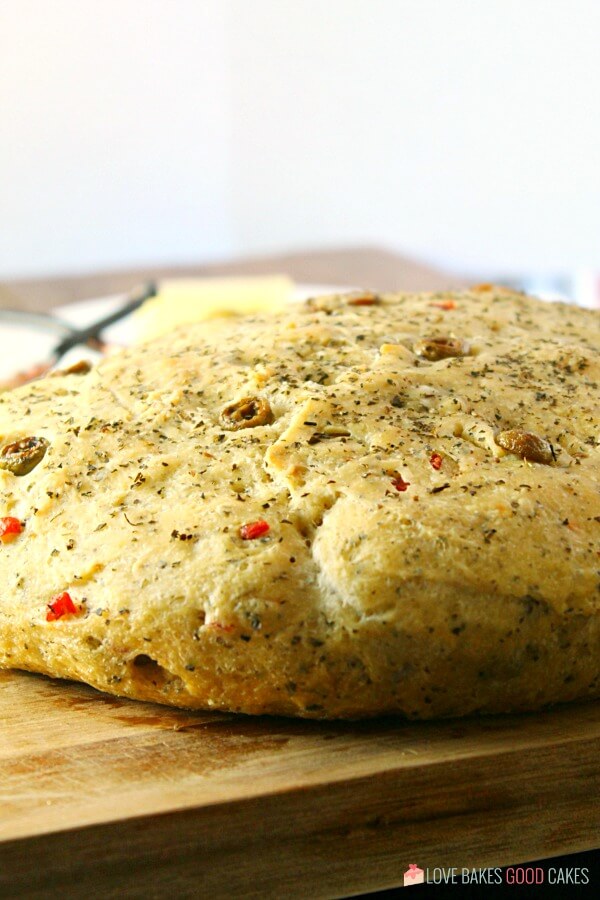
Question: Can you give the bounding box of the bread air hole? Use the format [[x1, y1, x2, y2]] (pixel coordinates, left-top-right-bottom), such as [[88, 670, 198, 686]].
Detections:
[[130, 654, 172, 689]]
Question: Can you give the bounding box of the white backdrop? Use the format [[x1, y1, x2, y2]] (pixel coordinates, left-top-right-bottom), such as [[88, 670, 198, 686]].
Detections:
[[2, 0, 599, 277]]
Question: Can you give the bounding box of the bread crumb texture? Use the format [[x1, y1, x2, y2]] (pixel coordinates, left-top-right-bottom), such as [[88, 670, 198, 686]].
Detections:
[[0, 286, 598, 719]]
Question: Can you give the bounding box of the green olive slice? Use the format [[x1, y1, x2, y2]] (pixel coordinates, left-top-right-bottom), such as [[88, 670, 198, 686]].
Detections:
[[0, 436, 49, 475], [221, 397, 274, 430], [495, 429, 554, 464], [413, 336, 469, 361]]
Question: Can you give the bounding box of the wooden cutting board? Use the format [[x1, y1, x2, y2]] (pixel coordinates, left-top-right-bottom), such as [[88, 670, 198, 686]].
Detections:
[[1, 668, 599, 899]]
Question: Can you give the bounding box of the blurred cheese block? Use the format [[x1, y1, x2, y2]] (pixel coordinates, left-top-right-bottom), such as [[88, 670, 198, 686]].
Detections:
[[134, 276, 293, 343]]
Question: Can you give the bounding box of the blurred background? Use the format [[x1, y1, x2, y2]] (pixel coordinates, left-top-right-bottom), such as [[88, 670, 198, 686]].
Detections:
[[1, 0, 600, 302]]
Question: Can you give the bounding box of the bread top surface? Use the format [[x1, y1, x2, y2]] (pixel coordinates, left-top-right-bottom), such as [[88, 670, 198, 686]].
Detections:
[[0, 286, 598, 659]]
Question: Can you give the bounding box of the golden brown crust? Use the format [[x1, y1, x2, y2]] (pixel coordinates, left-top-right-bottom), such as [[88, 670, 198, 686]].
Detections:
[[0, 286, 598, 718]]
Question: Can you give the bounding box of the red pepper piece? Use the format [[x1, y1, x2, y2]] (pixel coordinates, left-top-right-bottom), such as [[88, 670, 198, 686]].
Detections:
[[430, 452, 443, 470], [46, 591, 78, 622], [209, 622, 235, 633], [430, 300, 456, 310], [347, 294, 380, 307], [239, 519, 270, 540], [391, 475, 410, 492], [0, 516, 24, 543]]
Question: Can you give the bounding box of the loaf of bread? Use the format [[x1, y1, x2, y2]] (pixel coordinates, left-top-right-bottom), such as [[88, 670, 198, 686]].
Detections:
[[0, 286, 598, 718]]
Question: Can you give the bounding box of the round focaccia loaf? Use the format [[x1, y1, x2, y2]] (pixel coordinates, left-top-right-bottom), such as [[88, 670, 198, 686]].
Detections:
[[0, 285, 598, 719]]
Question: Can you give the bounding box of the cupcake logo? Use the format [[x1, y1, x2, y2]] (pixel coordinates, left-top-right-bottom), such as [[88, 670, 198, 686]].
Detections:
[[404, 863, 425, 886]]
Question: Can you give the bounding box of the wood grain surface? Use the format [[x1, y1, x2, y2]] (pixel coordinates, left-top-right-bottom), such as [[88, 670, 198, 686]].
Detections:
[[1, 668, 599, 898]]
